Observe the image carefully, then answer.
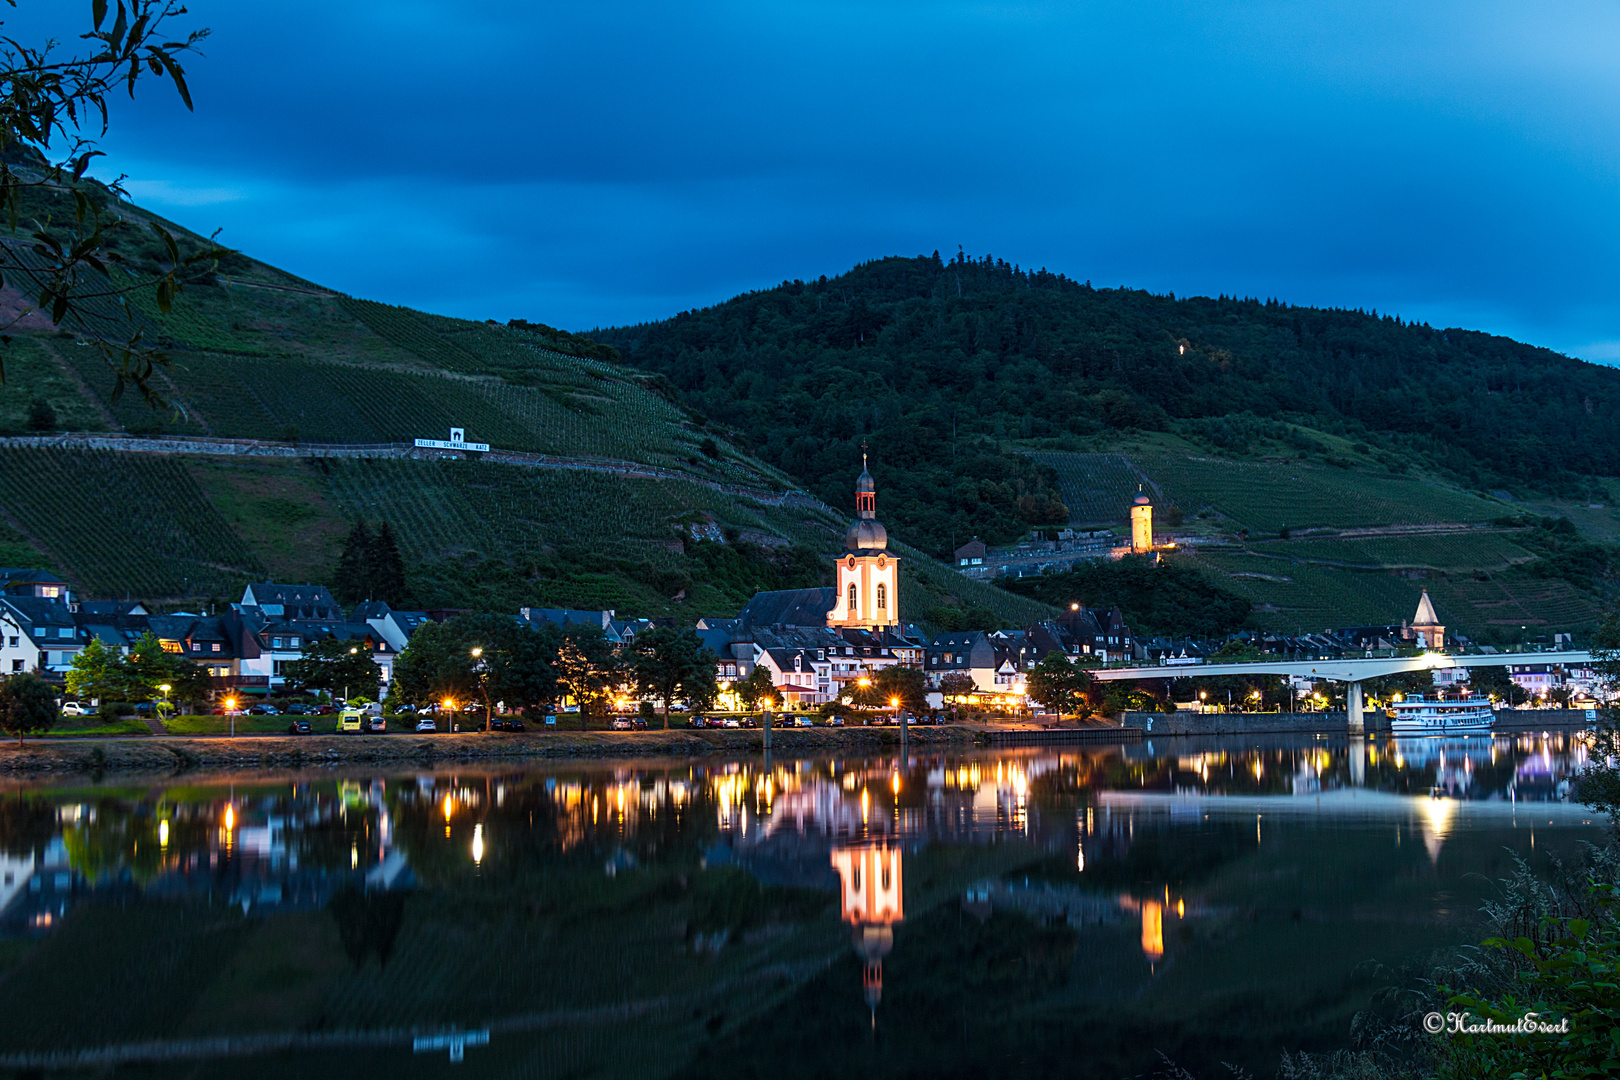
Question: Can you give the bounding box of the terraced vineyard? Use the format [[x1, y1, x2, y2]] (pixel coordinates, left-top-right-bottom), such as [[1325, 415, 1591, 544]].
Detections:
[[1024, 452, 1145, 525], [0, 448, 264, 597], [1134, 454, 1504, 532], [1241, 531, 1536, 571]]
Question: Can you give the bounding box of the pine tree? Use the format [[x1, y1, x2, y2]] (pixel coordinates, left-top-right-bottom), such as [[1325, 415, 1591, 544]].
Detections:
[[368, 521, 407, 605], [332, 520, 373, 604]]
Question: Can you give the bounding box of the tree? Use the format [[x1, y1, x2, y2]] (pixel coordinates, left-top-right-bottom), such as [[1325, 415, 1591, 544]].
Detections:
[[283, 637, 381, 700], [0, 671, 57, 745], [25, 397, 54, 431], [391, 620, 478, 712], [331, 520, 372, 604], [65, 637, 123, 703], [629, 626, 718, 730], [734, 665, 776, 710], [489, 621, 562, 719], [121, 632, 172, 702], [368, 522, 407, 605], [1025, 653, 1094, 717], [939, 670, 972, 705], [0, 2, 221, 403], [554, 626, 619, 731], [331, 519, 409, 606], [873, 665, 928, 713]]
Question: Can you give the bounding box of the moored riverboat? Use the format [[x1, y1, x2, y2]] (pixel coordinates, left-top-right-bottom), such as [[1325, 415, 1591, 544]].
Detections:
[[1387, 693, 1494, 734]]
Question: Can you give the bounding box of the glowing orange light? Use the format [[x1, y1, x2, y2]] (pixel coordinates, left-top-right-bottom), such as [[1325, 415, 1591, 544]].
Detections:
[[222, 805, 235, 831], [443, 794, 454, 820]]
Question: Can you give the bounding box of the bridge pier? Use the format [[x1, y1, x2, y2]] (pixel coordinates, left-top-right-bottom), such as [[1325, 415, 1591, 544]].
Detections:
[[1346, 680, 1365, 735]]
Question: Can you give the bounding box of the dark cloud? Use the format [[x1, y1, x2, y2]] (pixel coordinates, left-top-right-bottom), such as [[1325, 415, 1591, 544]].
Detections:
[[15, 1, 1619, 355]]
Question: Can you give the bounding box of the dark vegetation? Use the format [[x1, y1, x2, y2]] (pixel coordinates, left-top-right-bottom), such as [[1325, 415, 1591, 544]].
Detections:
[[599, 252, 1620, 560], [1000, 554, 1253, 637]]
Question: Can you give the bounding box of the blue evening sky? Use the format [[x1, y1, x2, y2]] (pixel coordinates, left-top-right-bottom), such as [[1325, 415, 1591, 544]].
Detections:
[[17, 2, 1620, 357]]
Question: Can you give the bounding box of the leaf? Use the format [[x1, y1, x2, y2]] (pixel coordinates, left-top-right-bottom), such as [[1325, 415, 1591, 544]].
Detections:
[[110, 1, 128, 53], [152, 222, 178, 265], [156, 50, 193, 110], [155, 277, 171, 314], [93, 0, 109, 31], [1570, 918, 1590, 941]]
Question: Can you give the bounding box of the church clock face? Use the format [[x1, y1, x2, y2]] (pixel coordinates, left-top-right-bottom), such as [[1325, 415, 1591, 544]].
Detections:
[[876, 555, 886, 569]]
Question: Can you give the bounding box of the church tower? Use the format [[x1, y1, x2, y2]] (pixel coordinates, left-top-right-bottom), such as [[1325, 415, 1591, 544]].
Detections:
[[1131, 489, 1154, 553], [827, 450, 899, 630]]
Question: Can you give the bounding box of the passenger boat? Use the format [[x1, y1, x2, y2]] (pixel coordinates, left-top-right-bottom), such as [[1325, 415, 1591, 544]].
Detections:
[[1387, 693, 1494, 734]]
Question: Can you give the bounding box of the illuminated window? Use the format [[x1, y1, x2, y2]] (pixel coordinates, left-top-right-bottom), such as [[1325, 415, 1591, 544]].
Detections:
[[848, 583, 857, 609], [40, 586, 59, 598], [160, 640, 182, 654], [211, 643, 221, 652]]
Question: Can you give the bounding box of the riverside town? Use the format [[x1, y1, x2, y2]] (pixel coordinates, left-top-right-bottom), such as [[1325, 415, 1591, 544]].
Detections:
[[0, 4, 1616, 1079]]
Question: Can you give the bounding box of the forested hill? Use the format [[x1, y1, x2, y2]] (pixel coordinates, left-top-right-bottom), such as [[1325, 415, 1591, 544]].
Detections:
[[597, 252, 1620, 557]]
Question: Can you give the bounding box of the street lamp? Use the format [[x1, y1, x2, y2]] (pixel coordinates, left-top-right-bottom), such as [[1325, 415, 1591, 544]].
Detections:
[[224, 696, 237, 737], [470, 647, 489, 730]]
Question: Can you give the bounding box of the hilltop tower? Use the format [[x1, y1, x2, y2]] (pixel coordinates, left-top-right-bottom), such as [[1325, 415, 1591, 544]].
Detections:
[[828, 449, 899, 630], [1130, 489, 1154, 554]]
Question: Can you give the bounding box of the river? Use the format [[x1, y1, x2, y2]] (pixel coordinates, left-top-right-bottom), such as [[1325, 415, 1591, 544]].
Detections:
[[0, 731, 1604, 1078]]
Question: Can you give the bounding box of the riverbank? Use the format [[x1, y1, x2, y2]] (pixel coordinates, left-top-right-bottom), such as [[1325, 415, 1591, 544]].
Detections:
[[0, 724, 980, 775]]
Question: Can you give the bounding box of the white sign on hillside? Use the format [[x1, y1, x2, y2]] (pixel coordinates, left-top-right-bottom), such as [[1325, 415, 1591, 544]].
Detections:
[[414, 427, 490, 453]]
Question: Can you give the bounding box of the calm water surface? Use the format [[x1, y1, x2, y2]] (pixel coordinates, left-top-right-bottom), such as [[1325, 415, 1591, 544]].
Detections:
[[0, 732, 1604, 1079]]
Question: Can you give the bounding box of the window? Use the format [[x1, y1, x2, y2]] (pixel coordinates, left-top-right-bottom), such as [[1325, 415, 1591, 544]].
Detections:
[[9, 660, 20, 672], [290, 637, 300, 648], [876, 584, 887, 610], [847, 583, 857, 609], [40, 586, 59, 598], [58, 627, 72, 639], [211, 643, 221, 652], [271, 637, 282, 648], [5, 636, 15, 647]]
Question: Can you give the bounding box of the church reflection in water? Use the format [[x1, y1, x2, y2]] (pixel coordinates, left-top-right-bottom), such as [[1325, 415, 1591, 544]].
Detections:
[[830, 843, 904, 1018]]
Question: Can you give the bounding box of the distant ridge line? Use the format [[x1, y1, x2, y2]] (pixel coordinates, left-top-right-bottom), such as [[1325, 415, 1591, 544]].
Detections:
[[0, 433, 825, 510]]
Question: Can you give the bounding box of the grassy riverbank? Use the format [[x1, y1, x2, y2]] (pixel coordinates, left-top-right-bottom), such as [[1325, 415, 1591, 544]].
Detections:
[[0, 725, 981, 775]]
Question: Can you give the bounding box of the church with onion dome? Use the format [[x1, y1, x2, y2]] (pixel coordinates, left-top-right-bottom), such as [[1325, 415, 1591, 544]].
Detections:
[[697, 452, 926, 707], [827, 452, 900, 631]]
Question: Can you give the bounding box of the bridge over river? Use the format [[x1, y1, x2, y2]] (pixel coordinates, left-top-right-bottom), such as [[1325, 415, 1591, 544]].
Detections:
[[1089, 650, 1596, 733]]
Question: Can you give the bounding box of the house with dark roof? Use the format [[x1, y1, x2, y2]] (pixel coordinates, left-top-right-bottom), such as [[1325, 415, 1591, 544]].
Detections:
[[733, 588, 836, 629], [240, 583, 344, 621], [0, 568, 71, 602], [0, 596, 82, 675]]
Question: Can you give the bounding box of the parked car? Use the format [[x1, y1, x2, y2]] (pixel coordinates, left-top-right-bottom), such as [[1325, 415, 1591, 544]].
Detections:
[[336, 709, 363, 734], [827, 715, 845, 727], [722, 718, 741, 729], [364, 716, 388, 734], [394, 703, 416, 715], [699, 716, 725, 729], [249, 704, 280, 716], [492, 717, 526, 732], [610, 718, 634, 731], [287, 718, 312, 735], [414, 717, 437, 733], [793, 716, 813, 728], [59, 701, 90, 717]]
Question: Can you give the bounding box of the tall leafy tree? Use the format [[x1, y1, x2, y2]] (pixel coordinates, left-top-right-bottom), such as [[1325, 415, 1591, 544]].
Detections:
[[331, 520, 373, 605], [65, 637, 123, 702], [392, 620, 478, 712], [554, 626, 620, 731], [1025, 653, 1094, 717], [0, 671, 57, 745], [873, 665, 928, 713], [368, 521, 407, 605], [283, 638, 382, 700], [629, 626, 718, 730]]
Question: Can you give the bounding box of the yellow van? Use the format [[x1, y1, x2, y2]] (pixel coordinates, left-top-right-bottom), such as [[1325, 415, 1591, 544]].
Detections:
[[336, 708, 364, 733]]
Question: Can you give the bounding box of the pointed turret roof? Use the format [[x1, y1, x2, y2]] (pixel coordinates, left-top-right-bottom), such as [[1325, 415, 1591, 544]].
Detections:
[[1413, 590, 1441, 627]]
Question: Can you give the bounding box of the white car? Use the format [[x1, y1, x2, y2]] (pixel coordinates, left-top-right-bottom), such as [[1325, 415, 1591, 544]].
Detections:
[[414, 717, 437, 733], [60, 702, 90, 717]]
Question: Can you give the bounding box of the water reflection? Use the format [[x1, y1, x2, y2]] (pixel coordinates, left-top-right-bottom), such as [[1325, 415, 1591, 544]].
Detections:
[[0, 732, 1603, 1078]]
